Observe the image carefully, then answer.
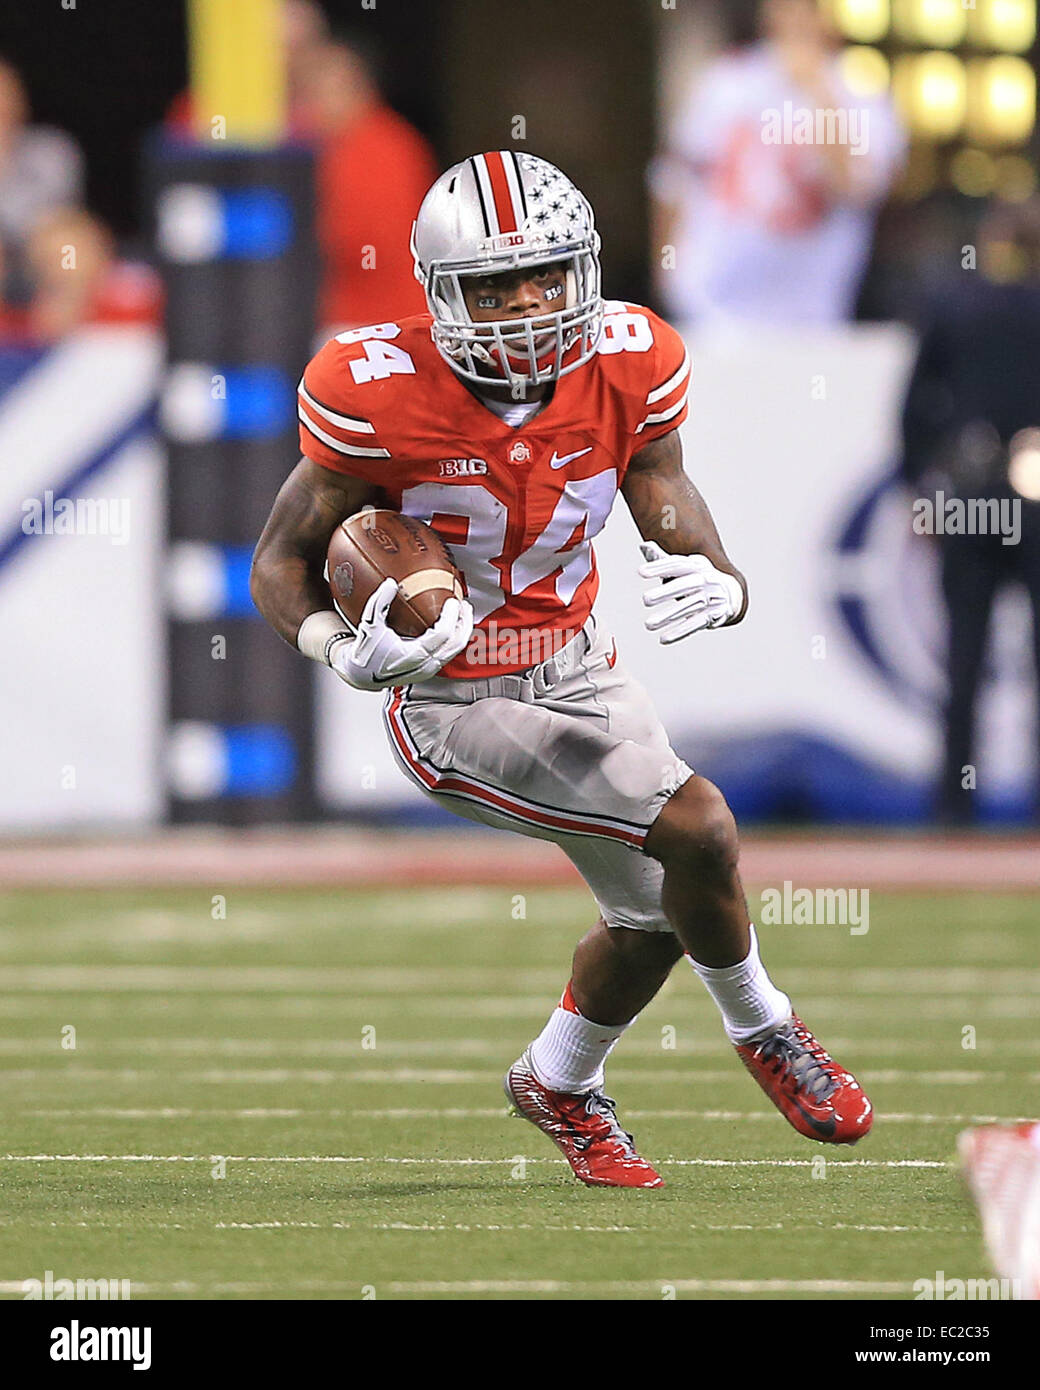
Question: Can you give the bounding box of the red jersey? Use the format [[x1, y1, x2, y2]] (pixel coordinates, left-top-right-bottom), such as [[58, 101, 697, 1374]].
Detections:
[[297, 301, 690, 678]]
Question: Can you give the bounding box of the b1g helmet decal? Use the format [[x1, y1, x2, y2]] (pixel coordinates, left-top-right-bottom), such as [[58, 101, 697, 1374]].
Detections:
[[411, 150, 603, 390]]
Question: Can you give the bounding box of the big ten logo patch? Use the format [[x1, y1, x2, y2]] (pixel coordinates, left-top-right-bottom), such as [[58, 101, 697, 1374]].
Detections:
[[438, 458, 488, 478]]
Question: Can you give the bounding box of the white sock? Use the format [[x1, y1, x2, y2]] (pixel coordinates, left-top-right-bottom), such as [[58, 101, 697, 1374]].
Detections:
[[528, 984, 635, 1094], [687, 925, 791, 1045]]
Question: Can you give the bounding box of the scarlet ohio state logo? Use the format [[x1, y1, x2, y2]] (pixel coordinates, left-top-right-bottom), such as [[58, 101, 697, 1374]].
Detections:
[[508, 439, 532, 464]]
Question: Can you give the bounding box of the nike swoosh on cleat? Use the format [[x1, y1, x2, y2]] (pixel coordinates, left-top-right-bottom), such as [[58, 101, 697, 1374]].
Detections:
[[791, 1098, 838, 1139], [549, 447, 593, 469]]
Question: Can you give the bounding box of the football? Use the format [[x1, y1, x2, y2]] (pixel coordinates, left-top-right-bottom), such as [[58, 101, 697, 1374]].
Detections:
[[326, 508, 465, 638]]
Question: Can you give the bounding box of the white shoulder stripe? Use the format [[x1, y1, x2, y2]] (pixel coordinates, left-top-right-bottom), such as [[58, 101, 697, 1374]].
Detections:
[[646, 349, 690, 405], [299, 407, 390, 458], [298, 380, 375, 434], [635, 392, 688, 434]]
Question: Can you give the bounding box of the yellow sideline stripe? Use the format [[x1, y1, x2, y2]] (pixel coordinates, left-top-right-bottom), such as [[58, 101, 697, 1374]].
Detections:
[[187, 0, 286, 145]]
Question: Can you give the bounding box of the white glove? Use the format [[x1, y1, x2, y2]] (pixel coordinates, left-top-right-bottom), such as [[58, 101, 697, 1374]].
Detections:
[[638, 540, 744, 644], [330, 577, 474, 690]]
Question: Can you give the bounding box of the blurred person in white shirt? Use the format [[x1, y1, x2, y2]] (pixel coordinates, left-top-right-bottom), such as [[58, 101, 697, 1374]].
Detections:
[[651, 0, 905, 328]]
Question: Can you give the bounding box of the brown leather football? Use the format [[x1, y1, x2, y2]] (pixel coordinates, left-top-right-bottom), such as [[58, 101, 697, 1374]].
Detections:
[[327, 509, 465, 638]]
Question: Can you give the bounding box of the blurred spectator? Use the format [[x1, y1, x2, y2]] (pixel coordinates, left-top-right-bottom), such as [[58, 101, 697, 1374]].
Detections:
[[164, 0, 329, 137], [651, 0, 905, 327], [0, 207, 162, 343], [0, 58, 85, 303], [0, 240, 22, 340], [901, 198, 1040, 823], [297, 36, 436, 331]]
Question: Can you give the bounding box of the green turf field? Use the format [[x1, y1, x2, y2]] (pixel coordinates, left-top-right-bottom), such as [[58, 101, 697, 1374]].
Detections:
[[0, 885, 1033, 1300]]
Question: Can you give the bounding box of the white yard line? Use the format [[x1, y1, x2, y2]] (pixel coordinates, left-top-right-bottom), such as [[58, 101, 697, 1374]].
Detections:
[[21, 1105, 1034, 1126], [380, 1278, 912, 1294], [1, 1067, 1029, 1084], [0, 1036, 1035, 1057], [0, 1276, 915, 1294], [214, 1221, 351, 1230], [0, 1219, 964, 1236], [0, 1153, 952, 1168], [366, 1221, 951, 1235], [26, 1108, 314, 1119], [352, 1107, 1034, 1123], [0, 996, 1036, 1026], [1, 964, 1037, 992]]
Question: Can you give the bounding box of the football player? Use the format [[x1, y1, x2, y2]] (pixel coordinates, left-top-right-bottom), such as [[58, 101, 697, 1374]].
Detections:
[[251, 151, 873, 1186]]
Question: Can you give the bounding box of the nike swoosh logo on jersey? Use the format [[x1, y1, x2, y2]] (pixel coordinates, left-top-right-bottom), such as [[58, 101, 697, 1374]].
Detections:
[[549, 447, 593, 469]]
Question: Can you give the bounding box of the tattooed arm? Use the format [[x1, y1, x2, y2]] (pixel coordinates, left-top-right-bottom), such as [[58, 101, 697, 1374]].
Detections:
[[250, 457, 383, 648], [621, 428, 748, 625]]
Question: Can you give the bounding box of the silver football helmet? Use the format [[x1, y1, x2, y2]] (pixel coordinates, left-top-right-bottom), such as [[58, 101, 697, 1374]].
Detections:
[[411, 151, 603, 389]]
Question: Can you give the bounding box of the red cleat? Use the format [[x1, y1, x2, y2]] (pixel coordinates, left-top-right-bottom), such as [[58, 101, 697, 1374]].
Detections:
[[735, 1013, 873, 1144], [504, 1050, 663, 1188]]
